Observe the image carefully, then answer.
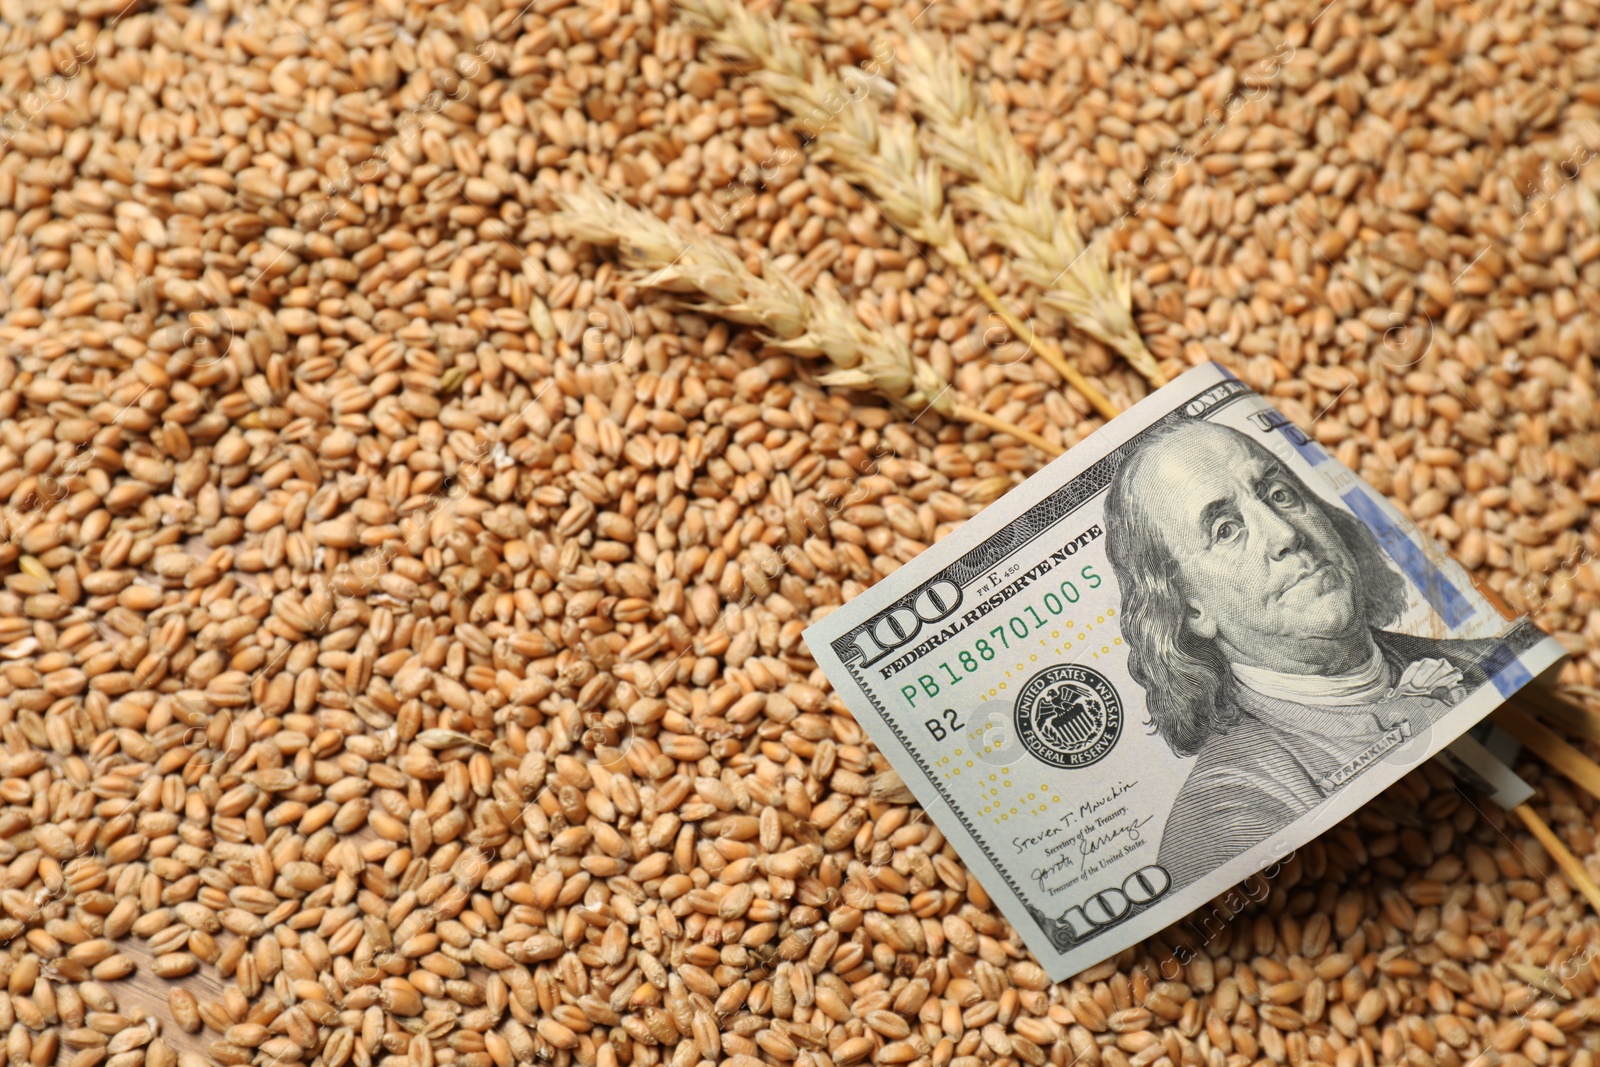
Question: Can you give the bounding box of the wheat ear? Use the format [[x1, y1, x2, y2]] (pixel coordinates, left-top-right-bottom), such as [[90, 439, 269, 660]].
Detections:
[[554, 183, 1059, 454], [675, 0, 1121, 422], [893, 16, 1166, 388]]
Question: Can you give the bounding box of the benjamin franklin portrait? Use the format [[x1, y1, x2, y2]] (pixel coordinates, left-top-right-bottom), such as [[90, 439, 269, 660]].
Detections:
[[1104, 420, 1534, 890]]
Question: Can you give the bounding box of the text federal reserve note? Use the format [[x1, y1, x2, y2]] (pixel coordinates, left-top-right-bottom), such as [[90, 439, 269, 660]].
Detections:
[[803, 363, 1566, 980]]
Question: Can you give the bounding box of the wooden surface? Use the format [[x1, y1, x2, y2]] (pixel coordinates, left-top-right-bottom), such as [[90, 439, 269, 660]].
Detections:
[[98, 549, 295, 1061], [100, 821, 385, 1064], [109, 937, 231, 1061]]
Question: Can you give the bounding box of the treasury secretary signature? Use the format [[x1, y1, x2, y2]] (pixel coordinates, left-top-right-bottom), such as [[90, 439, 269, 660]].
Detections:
[[1104, 420, 1530, 890]]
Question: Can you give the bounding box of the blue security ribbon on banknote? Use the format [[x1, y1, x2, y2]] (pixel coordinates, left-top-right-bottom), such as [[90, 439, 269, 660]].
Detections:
[[804, 362, 1566, 981]]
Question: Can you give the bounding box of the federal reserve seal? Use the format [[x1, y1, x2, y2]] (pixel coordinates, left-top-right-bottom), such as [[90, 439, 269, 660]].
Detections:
[[1015, 665, 1123, 769]]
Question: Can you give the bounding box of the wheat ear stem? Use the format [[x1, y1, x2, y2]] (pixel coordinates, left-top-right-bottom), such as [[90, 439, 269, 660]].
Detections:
[[675, 0, 1119, 422], [964, 274, 1120, 421], [955, 404, 1063, 456], [1514, 804, 1600, 914], [554, 183, 1054, 449], [892, 15, 1167, 388]]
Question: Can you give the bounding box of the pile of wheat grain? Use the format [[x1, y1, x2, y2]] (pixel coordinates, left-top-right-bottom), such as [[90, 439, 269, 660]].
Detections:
[[0, 0, 1598, 1067]]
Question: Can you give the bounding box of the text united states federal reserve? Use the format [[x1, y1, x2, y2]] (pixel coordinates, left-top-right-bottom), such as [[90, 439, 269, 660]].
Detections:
[[803, 363, 1567, 980]]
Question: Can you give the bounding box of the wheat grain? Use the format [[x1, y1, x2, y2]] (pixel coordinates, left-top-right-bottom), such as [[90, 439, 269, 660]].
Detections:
[[893, 15, 1167, 388]]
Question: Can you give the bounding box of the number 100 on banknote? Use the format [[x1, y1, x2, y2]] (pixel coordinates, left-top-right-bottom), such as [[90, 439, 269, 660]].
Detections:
[[804, 362, 1566, 980]]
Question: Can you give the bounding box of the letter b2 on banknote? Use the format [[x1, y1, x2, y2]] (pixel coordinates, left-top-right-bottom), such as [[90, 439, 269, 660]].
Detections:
[[803, 363, 1566, 980]]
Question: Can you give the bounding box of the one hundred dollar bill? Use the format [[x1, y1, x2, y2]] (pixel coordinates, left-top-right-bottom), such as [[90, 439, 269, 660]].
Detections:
[[803, 363, 1566, 980]]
